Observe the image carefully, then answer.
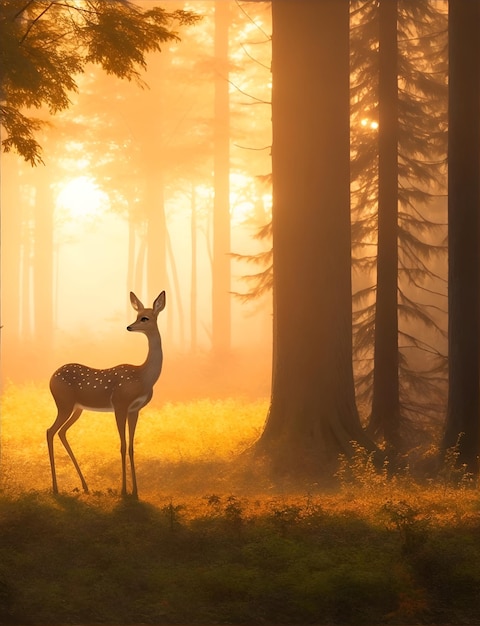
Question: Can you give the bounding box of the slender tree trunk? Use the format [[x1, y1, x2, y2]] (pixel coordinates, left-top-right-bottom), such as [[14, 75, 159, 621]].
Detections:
[[21, 202, 33, 345], [212, 0, 231, 356], [442, 0, 480, 473], [166, 227, 185, 349], [0, 157, 22, 382], [257, 0, 373, 478], [127, 211, 136, 295], [134, 230, 146, 296], [146, 173, 167, 298], [144, 169, 179, 344], [191, 185, 198, 353], [369, 0, 401, 455], [32, 172, 54, 370]]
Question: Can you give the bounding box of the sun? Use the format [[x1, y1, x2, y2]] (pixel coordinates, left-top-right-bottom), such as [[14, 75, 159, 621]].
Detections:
[[56, 175, 109, 220]]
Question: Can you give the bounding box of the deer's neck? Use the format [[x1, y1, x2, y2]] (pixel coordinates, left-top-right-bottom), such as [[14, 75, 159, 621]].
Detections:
[[141, 330, 163, 386]]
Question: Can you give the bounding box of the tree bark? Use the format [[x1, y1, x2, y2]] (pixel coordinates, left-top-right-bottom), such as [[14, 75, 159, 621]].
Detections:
[[443, 0, 480, 473], [33, 171, 54, 370], [191, 184, 198, 353], [146, 173, 167, 300], [369, 0, 401, 455], [0, 156, 22, 381], [257, 0, 373, 478]]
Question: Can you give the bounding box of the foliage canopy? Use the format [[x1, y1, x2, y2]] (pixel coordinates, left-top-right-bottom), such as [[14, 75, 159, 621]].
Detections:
[[0, 0, 199, 164]]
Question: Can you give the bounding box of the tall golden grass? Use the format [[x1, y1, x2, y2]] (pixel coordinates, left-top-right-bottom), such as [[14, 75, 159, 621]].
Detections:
[[0, 382, 266, 499], [1, 382, 479, 528]]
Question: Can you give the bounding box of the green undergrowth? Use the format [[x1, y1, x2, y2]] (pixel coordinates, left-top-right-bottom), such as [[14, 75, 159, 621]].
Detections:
[[0, 491, 480, 624], [1, 384, 480, 624], [0, 485, 480, 625]]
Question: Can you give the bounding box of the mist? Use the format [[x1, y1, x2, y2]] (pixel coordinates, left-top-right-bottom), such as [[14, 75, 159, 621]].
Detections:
[[0, 1, 273, 400], [0, 0, 454, 482]]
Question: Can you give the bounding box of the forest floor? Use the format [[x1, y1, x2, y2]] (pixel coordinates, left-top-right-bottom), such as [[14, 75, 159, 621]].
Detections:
[[1, 384, 480, 625]]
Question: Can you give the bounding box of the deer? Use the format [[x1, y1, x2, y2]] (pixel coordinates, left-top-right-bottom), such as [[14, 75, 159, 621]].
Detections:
[[47, 291, 166, 499]]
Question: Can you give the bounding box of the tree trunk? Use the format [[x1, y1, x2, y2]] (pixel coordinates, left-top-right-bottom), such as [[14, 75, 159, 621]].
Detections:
[[32, 171, 54, 370], [133, 224, 146, 309], [127, 211, 137, 301], [369, 0, 401, 455], [257, 0, 373, 478], [166, 227, 185, 349], [146, 174, 167, 299], [442, 0, 480, 473], [21, 201, 34, 346], [0, 156, 22, 382], [212, 0, 231, 356], [191, 184, 198, 353]]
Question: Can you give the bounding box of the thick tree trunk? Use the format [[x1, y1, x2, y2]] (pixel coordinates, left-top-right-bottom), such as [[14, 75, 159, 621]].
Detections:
[[369, 0, 401, 454], [257, 0, 373, 478], [443, 0, 480, 473]]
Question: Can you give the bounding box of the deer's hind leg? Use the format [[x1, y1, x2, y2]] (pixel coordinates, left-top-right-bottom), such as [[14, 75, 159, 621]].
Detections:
[[47, 405, 76, 494], [56, 408, 89, 493]]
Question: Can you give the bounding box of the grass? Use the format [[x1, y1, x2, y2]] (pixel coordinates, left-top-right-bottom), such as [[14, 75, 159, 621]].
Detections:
[[0, 382, 267, 495], [1, 383, 480, 624]]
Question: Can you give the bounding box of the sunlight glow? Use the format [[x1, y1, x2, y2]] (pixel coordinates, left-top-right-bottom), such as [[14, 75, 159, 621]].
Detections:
[[230, 171, 263, 224], [56, 176, 109, 220], [361, 118, 379, 130]]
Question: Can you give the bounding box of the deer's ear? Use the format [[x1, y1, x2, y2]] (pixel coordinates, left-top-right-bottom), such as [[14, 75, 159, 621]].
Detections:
[[130, 292, 144, 311], [153, 291, 166, 315]]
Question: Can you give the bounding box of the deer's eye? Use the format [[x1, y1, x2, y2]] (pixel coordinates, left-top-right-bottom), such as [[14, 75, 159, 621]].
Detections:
[[141, 316, 149, 322]]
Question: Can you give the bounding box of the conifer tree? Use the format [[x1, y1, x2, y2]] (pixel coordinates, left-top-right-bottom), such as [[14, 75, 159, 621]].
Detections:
[[442, 0, 480, 474], [239, 1, 448, 464], [350, 0, 448, 457]]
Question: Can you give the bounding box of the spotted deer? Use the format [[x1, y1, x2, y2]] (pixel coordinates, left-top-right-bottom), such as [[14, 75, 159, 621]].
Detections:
[[47, 291, 166, 498]]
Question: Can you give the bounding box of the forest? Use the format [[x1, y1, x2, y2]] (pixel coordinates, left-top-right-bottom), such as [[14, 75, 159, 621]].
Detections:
[[1, 1, 480, 624]]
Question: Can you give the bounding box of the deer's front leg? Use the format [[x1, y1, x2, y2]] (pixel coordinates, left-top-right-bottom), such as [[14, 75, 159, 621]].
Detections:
[[115, 408, 128, 496], [128, 410, 140, 499]]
